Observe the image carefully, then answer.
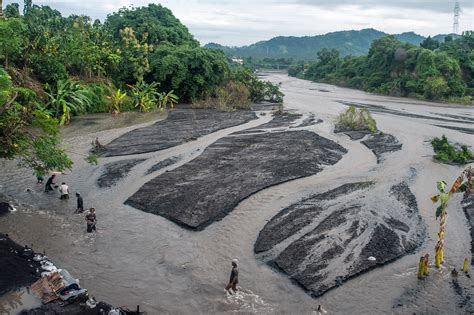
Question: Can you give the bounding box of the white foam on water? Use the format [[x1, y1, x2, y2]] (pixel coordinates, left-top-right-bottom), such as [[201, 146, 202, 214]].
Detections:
[[224, 288, 274, 314]]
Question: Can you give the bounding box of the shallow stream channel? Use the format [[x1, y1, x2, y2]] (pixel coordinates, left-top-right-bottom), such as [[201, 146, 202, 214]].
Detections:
[[1, 73, 473, 314]]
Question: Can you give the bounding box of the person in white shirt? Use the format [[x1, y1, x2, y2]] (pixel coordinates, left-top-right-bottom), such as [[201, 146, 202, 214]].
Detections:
[[59, 182, 69, 200]]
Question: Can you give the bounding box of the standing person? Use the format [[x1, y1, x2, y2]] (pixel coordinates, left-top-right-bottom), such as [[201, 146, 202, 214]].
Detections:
[[44, 174, 56, 192], [85, 208, 97, 233], [59, 182, 69, 199], [225, 259, 239, 294], [76, 192, 84, 213]]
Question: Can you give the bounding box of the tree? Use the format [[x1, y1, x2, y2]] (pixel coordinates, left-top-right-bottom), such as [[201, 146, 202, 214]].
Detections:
[[149, 45, 229, 102], [23, 0, 32, 16], [0, 18, 25, 68], [115, 27, 151, 84], [105, 4, 198, 47], [0, 67, 73, 174], [4, 3, 20, 18], [420, 36, 439, 50]]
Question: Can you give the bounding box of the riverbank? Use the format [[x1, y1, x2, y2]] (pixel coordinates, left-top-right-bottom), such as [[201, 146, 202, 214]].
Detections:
[[0, 231, 114, 314]]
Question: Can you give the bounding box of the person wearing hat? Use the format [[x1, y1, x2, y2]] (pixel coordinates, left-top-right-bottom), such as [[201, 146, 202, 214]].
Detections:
[[225, 259, 239, 294], [76, 192, 84, 213]]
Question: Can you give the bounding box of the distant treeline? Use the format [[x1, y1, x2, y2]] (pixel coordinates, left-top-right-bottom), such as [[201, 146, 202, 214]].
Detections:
[[288, 33, 474, 102]]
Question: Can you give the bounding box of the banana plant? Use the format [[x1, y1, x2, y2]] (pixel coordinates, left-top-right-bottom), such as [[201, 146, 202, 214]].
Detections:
[[106, 88, 127, 113], [45, 79, 92, 125], [127, 81, 160, 113], [158, 90, 178, 111]]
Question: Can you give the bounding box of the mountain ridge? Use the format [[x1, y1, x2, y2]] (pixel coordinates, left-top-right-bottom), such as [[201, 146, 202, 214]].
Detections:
[[204, 28, 459, 60]]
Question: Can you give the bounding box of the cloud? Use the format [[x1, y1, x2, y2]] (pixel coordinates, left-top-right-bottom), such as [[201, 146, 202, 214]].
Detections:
[[3, 0, 473, 46]]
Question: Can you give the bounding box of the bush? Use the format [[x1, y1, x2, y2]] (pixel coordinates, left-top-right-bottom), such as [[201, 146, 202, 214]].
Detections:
[[192, 80, 251, 112], [338, 106, 377, 132], [86, 83, 113, 113], [231, 68, 284, 103], [431, 135, 473, 164]]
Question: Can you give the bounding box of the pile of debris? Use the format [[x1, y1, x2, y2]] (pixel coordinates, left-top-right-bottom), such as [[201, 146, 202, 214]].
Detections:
[[0, 233, 143, 314]]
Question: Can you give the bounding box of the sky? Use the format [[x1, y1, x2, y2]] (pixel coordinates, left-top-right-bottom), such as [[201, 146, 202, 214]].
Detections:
[[4, 0, 474, 46]]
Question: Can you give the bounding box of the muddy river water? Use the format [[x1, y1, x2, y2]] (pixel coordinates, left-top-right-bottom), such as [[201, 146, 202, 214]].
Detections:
[[1, 73, 473, 314]]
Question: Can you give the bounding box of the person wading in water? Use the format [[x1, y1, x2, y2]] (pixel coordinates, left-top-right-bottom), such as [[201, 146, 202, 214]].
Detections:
[[44, 174, 56, 192], [225, 259, 239, 294], [76, 192, 84, 213], [59, 182, 69, 200], [85, 208, 97, 233]]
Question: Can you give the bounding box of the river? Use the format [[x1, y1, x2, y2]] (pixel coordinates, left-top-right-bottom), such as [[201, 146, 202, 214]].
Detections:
[[0, 73, 472, 314]]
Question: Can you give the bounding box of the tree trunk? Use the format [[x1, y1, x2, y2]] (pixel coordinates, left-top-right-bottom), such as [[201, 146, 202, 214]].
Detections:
[[0, 0, 4, 18]]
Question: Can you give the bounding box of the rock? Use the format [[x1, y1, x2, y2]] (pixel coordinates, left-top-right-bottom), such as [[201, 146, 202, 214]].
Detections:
[[0, 193, 13, 216], [126, 130, 347, 230]]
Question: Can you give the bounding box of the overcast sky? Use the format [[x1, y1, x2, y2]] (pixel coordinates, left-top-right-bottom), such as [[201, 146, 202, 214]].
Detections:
[[4, 0, 473, 46]]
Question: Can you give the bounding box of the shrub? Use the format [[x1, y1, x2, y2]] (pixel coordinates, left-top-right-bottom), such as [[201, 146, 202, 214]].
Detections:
[[192, 81, 251, 112], [338, 106, 377, 132], [431, 135, 473, 164]]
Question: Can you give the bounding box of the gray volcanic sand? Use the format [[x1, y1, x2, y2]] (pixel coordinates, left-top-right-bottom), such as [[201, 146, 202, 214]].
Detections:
[[433, 124, 474, 135], [97, 159, 146, 188], [126, 130, 347, 230], [361, 133, 403, 163], [334, 125, 402, 162], [291, 113, 322, 128], [233, 111, 302, 134], [101, 108, 257, 157], [145, 156, 182, 175], [338, 101, 470, 124], [255, 182, 425, 298]]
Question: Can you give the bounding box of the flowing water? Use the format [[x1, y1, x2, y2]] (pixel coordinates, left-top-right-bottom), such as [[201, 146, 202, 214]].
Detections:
[[0, 74, 473, 314]]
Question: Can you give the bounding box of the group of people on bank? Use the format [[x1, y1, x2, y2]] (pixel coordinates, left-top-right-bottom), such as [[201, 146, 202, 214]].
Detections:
[[40, 173, 97, 233]]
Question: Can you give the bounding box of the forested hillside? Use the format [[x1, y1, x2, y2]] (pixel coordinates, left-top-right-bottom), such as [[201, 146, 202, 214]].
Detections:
[[288, 33, 474, 103], [205, 29, 458, 60], [0, 1, 282, 174]]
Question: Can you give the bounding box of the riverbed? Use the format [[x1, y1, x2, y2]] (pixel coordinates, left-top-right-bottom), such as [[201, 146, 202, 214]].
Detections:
[[0, 74, 473, 314]]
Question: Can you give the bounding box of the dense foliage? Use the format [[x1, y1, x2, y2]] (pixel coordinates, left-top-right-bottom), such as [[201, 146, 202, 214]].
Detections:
[[431, 135, 473, 164], [205, 29, 457, 60], [0, 67, 72, 174], [289, 33, 474, 102]]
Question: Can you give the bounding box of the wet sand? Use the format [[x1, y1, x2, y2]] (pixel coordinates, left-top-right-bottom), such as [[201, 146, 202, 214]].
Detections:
[[0, 73, 473, 314]]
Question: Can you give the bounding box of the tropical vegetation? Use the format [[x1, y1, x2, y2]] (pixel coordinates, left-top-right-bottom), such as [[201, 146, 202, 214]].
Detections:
[[288, 33, 474, 103]]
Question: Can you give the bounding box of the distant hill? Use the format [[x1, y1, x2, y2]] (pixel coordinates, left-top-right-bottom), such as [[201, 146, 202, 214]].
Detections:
[[204, 29, 460, 60]]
